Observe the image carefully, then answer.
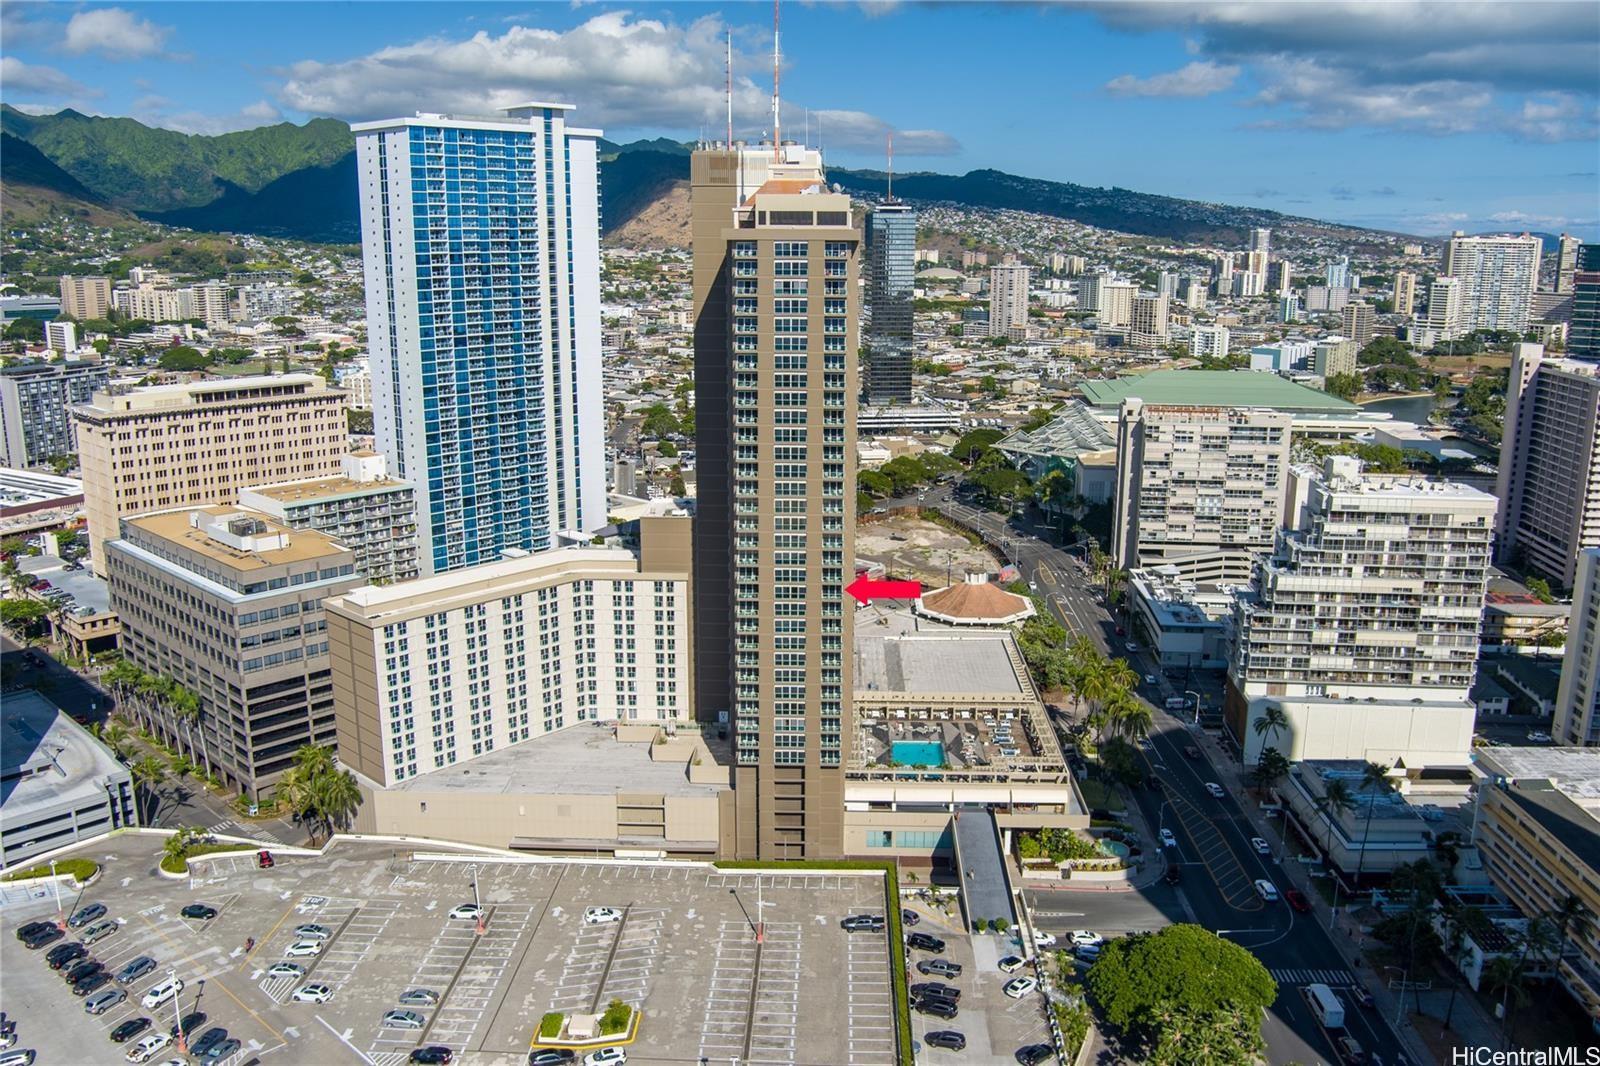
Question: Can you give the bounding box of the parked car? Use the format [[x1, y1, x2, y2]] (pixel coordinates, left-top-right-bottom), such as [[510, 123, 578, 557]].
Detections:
[[125, 1031, 172, 1064], [1251, 837, 1271, 856], [582, 907, 622, 925], [189, 1029, 228, 1059], [916, 959, 962, 978], [1069, 930, 1103, 947], [1016, 1045, 1055, 1066], [256, 850, 275, 869], [109, 1018, 152, 1044], [528, 1052, 577, 1066], [1285, 889, 1312, 913], [901, 909, 921, 927], [284, 940, 323, 958], [906, 932, 945, 953], [1526, 730, 1552, 743], [399, 989, 441, 1006], [80, 919, 118, 945], [448, 904, 485, 921], [1204, 782, 1225, 798], [21, 926, 62, 950], [68, 904, 107, 929], [583, 1050, 627, 1066], [169, 1012, 207, 1041], [381, 1010, 426, 1030], [140, 977, 183, 1010], [1159, 828, 1177, 848], [74, 971, 114, 997], [0, 1053, 34, 1066], [840, 914, 885, 932], [46, 942, 88, 969], [1003, 976, 1039, 999], [409, 1049, 455, 1065], [925, 1031, 967, 1052], [910, 983, 960, 1002], [913, 997, 958, 1020], [83, 988, 127, 1015], [64, 959, 103, 984], [199, 1039, 241, 1063], [293, 924, 331, 940], [179, 904, 217, 921], [292, 983, 332, 1004], [265, 963, 305, 979], [997, 955, 1026, 973], [1254, 879, 1279, 902], [116, 956, 157, 985], [1031, 931, 1057, 948]]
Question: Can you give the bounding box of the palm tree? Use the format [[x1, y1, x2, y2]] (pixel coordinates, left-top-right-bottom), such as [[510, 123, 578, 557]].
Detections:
[[100, 720, 131, 762], [1251, 747, 1291, 796], [294, 744, 337, 779], [1351, 762, 1396, 890], [1251, 705, 1289, 761], [1315, 779, 1358, 911], [1440, 904, 1491, 1034], [162, 826, 198, 869], [1545, 893, 1595, 973], [1111, 694, 1152, 741], [131, 756, 167, 824], [308, 769, 362, 845], [1103, 658, 1136, 695]]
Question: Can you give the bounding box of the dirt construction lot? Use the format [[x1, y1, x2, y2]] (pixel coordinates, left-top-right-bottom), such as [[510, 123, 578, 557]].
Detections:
[[857, 513, 999, 588], [1, 835, 906, 1066]]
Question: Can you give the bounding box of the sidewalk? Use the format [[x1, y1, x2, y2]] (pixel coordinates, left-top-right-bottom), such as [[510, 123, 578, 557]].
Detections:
[[1190, 724, 1499, 1065]]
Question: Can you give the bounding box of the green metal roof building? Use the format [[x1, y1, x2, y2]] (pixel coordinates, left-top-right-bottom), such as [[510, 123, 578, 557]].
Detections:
[[1077, 370, 1358, 414]]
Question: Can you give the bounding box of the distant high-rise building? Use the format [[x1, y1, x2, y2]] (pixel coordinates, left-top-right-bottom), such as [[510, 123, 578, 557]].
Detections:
[[1313, 336, 1358, 379], [1392, 271, 1418, 317], [1214, 252, 1235, 295], [0, 359, 109, 469], [1442, 231, 1543, 333], [1130, 293, 1169, 345], [1341, 301, 1376, 346], [1570, 244, 1600, 360], [354, 105, 605, 575], [1278, 294, 1300, 323], [1555, 547, 1600, 746], [1095, 280, 1137, 328], [44, 320, 77, 354], [1305, 285, 1351, 314], [1190, 324, 1230, 362], [1268, 260, 1293, 298], [1250, 228, 1272, 256], [1157, 271, 1180, 299], [692, 141, 859, 859], [1495, 343, 1600, 587], [864, 202, 915, 404], [1326, 257, 1350, 290], [1112, 399, 1292, 583], [1051, 253, 1086, 276], [73, 375, 346, 574], [58, 276, 111, 321], [1177, 275, 1208, 310], [1426, 277, 1464, 340], [1556, 233, 1584, 294], [988, 259, 1031, 336], [1232, 456, 1496, 766]]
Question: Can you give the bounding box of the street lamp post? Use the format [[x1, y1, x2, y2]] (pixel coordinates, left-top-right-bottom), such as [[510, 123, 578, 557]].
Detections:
[[169, 968, 185, 1053], [49, 859, 63, 927], [1185, 690, 1203, 727], [470, 864, 484, 936]]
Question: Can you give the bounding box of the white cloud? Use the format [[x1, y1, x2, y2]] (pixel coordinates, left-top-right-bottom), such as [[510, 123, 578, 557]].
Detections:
[[1505, 93, 1599, 144], [0, 56, 96, 98], [62, 7, 172, 60], [132, 98, 285, 136], [1244, 56, 1495, 137], [811, 109, 958, 156], [276, 11, 959, 154], [1104, 60, 1239, 98]]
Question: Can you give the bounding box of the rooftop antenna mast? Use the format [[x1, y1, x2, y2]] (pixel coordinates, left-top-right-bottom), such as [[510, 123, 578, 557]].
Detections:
[[771, 0, 781, 162], [887, 132, 894, 202], [726, 30, 733, 147]]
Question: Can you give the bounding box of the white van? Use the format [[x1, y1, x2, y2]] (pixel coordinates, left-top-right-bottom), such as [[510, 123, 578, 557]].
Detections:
[[140, 976, 183, 1010], [1253, 879, 1279, 902], [1303, 982, 1345, 1029]]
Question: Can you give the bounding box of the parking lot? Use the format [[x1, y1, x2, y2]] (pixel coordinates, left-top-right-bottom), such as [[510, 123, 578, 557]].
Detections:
[[901, 916, 1056, 1063], [2, 836, 932, 1065]]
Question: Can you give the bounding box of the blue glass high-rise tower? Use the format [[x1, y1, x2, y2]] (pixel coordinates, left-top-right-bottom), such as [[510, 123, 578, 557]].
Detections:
[[354, 104, 605, 574]]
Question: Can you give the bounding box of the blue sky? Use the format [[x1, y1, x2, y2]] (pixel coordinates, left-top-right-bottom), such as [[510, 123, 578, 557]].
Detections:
[[3, 1, 1597, 239]]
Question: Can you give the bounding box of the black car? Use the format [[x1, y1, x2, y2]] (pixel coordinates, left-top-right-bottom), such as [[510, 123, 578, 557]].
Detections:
[[63, 959, 103, 984], [181, 904, 219, 921], [109, 1017, 152, 1043], [73, 971, 113, 996], [926, 1030, 967, 1051], [907, 932, 946, 953], [409, 1048, 455, 1065], [1017, 1045, 1055, 1066], [910, 982, 960, 1002], [902, 909, 921, 926], [1164, 864, 1182, 885], [1350, 987, 1376, 1009], [840, 914, 885, 932], [190, 1027, 229, 1058], [15, 920, 53, 941], [913, 996, 959, 1020], [171, 1011, 207, 1041], [528, 1051, 577, 1066], [917, 958, 962, 978], [201, 1039, 242, 1063], [46, 942, 88, 970], [22, 925, 62, 950]]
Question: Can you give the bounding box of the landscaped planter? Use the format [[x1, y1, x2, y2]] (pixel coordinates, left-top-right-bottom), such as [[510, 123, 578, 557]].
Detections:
[[530, 1004, 641, 1051]]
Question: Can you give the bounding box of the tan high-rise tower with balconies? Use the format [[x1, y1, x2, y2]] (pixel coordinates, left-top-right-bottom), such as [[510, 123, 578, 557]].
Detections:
[[692, 141, 859, 859]]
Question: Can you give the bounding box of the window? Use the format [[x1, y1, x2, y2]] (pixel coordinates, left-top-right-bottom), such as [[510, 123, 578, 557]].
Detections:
[[865, 831, 892, 848]]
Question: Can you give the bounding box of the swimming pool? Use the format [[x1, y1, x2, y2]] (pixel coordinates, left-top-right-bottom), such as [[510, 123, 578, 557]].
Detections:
[[891, 740, 945, 767], [1101, 840, 1131, 860]]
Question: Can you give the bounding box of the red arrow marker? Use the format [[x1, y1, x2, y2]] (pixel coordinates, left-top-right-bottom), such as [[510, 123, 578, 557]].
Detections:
[[846, 576, 923, 605]]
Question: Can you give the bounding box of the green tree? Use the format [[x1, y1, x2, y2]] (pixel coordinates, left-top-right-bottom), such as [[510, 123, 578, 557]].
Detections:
[[858, 471, 895, 498], [1324, 372, 1364, 401], [132, 756, 167, 824], [656, 440, 678, 459], [1351, 762, 1395, 886], [1251, 747, 1291, 795], [668, 474, 687, 497], [1316, 778, 1357, 861], [156, 346, 211, 372], [640, 402, 682, 439], [950, 428, 1005, 463], [1359, 336, 1415, 367], [1525, 576, 1555, 604], [0, 598, 51, 634], [1086, 924, 1277, 1049]]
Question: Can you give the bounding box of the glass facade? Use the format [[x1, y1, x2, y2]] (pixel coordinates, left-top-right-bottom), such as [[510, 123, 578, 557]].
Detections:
[[864, 204, 916, 404]]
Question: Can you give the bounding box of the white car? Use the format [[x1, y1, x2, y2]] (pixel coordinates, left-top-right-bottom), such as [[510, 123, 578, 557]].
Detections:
[[1159, 828, 1177, 848], [125, 1033, 172, 1064], [1003, 976, 1039, 999], [1254, 879, 1279, 901], [284, 939, 323, 958], [1143, 674, 1158, 685], [1204, 782, 1225, 798], [583, 907, 624, 925], [1251, 837, 1271, 856], [292, 983, 332, 1004], [1527, 730, 1553, 743], [265, 962, 305, 979], [1124, 642, 1139, 652], [585, 1049, 628, 1066], [997, 954, 1026, 973], [448, 904, 484, 921], [1068, 930, 1103, 948], [1031, 931, 1057, 948]]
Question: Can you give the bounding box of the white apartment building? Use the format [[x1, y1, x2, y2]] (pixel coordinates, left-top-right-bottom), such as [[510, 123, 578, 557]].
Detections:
[[1427, 277, 1464, 339], [113, 283, 191, 322], [236, 284, 302, 322], [1443, 232, 1543, 333], [1554, 548, 1600, 746], [325, 518, 692, 786], [1094, 280, 1137, 328], [1191, 324, 1230, 361], [1112, 399, 1293, 583], [44, 320, 77, 355], [335, 362, 373, 409], [1231, 456, 1497, 767], [1393, 271, 1418, 317], [988, 259, 1031, 336]]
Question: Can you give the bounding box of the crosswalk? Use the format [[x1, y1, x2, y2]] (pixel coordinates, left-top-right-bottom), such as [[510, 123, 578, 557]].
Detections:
[[1270, 967, 1355, 986]]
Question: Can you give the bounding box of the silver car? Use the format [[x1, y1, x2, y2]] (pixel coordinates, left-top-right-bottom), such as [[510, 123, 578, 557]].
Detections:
[[398, 989, 440, 1006], [380, 1010, 425, 1030], [84, 988, 127, 1015]]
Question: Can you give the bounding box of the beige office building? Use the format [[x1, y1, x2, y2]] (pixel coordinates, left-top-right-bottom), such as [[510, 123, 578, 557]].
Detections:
[[693, 142, 859, 860], [1129, 293, 1169, 346], [1555, 548, 1600, 746], [59, 275, 111, 320], [73, 374, 347, 574], [1392, 271, 1418, 317], [1341, 301, 1376, 346], [105, 507, 361, 797], [988, 259, 1031, 337], [1494, 344, 1600, 589], [1313, 336, 1358, 379], [1427, 277, 1464, 340], [326, 517, 692, 786], [1112, 400, 1292, 583]]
